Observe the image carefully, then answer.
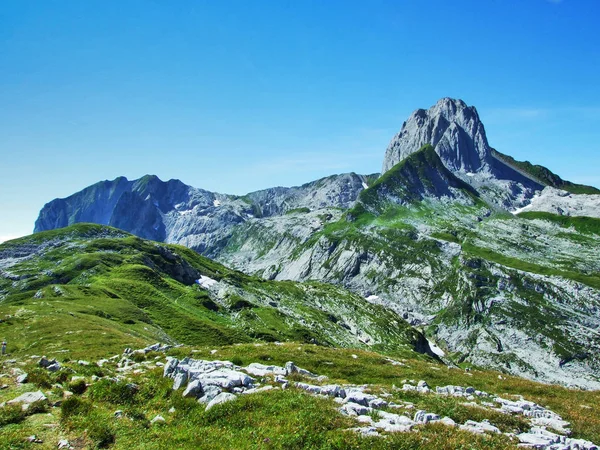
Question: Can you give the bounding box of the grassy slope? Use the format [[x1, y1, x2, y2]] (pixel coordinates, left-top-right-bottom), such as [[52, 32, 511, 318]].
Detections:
[[358, 144, 480, 212], [1, 343, 600, 449], [492, 149, 600, 195], [518, 211, 600, 235], [0, 224, 426, 361]]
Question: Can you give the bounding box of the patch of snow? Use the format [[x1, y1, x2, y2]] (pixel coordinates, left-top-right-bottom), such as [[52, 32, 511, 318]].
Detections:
[[427, 339, 446, 357], [511, 192, 541, 215], [213, 199, 221, 207], [365, 295, 380, 302], [362, 182, 368, 189], [196, 275, 218, 289], [466, 172, 475, 177]]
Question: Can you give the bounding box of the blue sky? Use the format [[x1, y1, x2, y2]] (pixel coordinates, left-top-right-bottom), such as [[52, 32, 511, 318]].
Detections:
[[1, 0, 599, 241]]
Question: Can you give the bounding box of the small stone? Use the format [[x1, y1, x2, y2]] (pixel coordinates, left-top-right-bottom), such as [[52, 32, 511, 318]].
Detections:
[[7, 390, 47, 408], [168, 407, 176, 413], [439, 417, 457, 427], [150, 415, 166, 425], [114, 410, 123, 418], [205, 392, 236, 411], [57, 439, 70, 449], [172, 372, 187, 390], [16, 373, 28, 384], [284, 361, 297, 375], [413, 410, 440, 424], [198, 385, 223, 404], [182, 380, 203, 398], [46, 363, 61, 373], [38, 356, 52, 368]]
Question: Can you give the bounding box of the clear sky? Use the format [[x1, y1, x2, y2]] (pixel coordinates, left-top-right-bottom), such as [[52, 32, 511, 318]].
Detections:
[[1, 0, 599, 241]]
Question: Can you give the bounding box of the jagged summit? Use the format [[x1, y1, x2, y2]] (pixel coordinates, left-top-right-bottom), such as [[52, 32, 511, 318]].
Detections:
[[382, 98, 492, 175]]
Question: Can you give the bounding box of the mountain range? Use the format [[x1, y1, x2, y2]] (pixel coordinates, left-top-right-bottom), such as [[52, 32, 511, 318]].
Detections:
[[20, 98, 600, 389]]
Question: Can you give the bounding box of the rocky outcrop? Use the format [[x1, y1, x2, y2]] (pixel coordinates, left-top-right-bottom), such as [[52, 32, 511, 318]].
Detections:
[[514, 187, 600, 218], [382, 98, 493, 174], [162, 356, 599, 449]]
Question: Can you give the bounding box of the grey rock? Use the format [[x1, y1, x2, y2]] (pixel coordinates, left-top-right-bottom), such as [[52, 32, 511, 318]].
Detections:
[[284, 361, 297, 375], [319, 385, 346, 398], [242, 385, 274, 395], [7, 390, 47, 408], [205, 392, 237, 411], [198, 385, 222, 404], [172, 372, 187, 390], [150, 415, 166, 425], [295, 382, 322, 395], [459, 420, 500, 434], [163, 358, 179, 377], [439, 416, 457, 427], [182, 380, 203, 398], [343, 391, 379, 407], [350, 426, 380, 437], [16, 373, 28, 384], [46, 363, 61, 372], [57, 439, 71, 449], [196, 369, 254, 390], [244, 363, 287, 377], [413, 410, 440, 424], [340, 402, 373, 416], [38, 356, 56, 368]]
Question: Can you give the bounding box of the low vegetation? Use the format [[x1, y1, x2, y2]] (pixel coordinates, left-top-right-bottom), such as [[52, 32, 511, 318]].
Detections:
[[1, 343, 599, 449]]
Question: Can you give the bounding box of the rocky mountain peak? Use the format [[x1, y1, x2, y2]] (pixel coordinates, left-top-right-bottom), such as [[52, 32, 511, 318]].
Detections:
[[382, 98, 492, 175]]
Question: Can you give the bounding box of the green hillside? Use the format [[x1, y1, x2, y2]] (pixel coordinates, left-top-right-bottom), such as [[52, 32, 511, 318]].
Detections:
[[0, 224, 427, 360], [492, 149, 600, 194]]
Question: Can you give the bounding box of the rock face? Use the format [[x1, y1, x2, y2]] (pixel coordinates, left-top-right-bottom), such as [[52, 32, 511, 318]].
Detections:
[[34, 173, 371, 257], [381, 98, 545, 210], [382, 98, 493, 174], [514, 186, 600, 218]]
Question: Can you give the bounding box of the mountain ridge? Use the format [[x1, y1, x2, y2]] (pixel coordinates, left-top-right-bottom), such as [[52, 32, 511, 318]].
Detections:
[[27, 97, 600, 389]]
